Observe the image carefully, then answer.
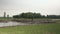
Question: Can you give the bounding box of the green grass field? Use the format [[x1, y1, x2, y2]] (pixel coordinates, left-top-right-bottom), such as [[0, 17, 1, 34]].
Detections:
[[0, 18, 12, 20], [0, 23, 60, 34]]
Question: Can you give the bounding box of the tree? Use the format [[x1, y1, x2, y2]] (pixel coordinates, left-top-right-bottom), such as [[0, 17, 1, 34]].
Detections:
[[13, 12, 42, 18], [13, 15, 19, 18]]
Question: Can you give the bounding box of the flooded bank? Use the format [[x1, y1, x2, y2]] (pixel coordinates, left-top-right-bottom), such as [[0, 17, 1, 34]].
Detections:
[[0, 19, 60, 27]]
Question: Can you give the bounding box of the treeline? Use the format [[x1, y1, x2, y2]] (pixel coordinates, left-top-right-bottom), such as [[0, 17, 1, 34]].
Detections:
[[47, 15, 60, 19], [13, 12, 60, 19]]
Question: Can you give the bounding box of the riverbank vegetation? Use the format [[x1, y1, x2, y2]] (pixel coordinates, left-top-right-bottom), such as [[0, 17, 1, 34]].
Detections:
[[13, 12, 60, 19]]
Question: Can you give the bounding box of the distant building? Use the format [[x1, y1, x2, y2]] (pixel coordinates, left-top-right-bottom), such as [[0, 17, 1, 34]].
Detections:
[[4, 12, 6, 18], [7, 15, 9, 18]]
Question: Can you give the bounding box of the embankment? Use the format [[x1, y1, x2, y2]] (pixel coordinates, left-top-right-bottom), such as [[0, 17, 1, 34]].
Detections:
[[12, 19, 59, 24]]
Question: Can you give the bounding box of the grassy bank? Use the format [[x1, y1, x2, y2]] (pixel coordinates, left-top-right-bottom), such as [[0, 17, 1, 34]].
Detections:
[[0, 23, 60, 34]]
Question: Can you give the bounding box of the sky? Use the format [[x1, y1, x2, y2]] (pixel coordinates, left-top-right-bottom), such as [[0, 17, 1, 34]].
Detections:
[[0, 0, 60, 17]]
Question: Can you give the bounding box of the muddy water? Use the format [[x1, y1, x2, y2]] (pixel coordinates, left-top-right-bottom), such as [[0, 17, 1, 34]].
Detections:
[[0, 21, 29, 27]]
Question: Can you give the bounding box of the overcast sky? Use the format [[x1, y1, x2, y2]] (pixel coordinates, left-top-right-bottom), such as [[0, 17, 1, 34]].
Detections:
[[0, 0, 60, 17]]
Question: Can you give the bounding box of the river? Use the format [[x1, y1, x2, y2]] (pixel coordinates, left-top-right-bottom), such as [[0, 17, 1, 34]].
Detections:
[[0, 21, 29, 27]]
